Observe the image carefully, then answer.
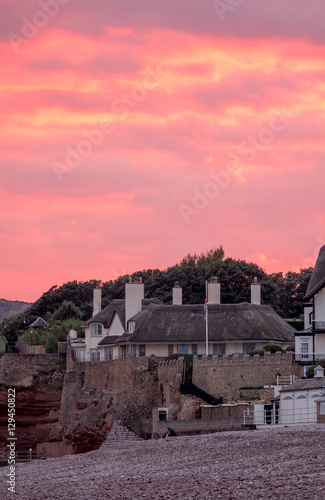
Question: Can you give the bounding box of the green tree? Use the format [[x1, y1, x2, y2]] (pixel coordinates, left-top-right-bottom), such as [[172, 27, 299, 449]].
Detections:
[[52, 301, 83, 321]]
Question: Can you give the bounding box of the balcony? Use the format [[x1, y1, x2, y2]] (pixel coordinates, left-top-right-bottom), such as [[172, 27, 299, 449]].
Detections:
[[312, 319, 325, 331], [294, 353, 325, 363]]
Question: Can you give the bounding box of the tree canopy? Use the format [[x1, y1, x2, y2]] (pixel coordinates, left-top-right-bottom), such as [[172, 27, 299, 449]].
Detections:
[[0, 246, 313, 344]]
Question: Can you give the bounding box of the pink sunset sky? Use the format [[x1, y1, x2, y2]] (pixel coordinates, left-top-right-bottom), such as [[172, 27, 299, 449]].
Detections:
[[1, 0, 325, 302]]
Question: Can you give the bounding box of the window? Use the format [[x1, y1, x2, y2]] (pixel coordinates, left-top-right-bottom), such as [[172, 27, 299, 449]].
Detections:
[[128, 321, 135, 333], [301, 341, 309, 360], [105, 347, 113, 360], [139, 345, 146, 357], [192, 344, 198, 355], [168, 344, 174, 356], [320, 403, 325, 416], [131, 345, 136, 357], [243, 343, 256, 354], [158, 408, 169, 421], [91, 323, 102, 337], [177, 344, 188, 354], [213, 344, 226, 355], [90, 349, 100, 361]]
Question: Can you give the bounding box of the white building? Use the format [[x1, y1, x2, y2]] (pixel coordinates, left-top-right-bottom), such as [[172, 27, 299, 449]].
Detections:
[[295, 245, 325, 364], [75, 277, 295, 362], [279, 366, 325, 424]]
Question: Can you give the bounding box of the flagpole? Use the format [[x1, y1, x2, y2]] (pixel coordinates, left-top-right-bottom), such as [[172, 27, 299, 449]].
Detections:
[[205, 280, 209, 356]]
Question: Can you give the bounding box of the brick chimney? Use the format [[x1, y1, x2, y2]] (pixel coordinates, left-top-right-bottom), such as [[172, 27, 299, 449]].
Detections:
[[208, 277, 221, 304], [251, 277, 261, 305], [172, 281, 182, 305], [92, 287, 101, 317], [125, 276, 144, 328]]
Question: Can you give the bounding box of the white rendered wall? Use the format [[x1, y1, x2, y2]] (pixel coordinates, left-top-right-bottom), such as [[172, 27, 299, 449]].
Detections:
[[109, 313, 125, 336], [208, 282, 220, 304], [251, 284, 261, 305], [93, 288, 101, 317], [294, 336, 313, 356], [125, 283, 144, 327], [172, 287, 182, 305], [85, 324, 108, 354], [315, 334, 325, 355], [304, 305, 313, 329], [314, 288, 325, 321]]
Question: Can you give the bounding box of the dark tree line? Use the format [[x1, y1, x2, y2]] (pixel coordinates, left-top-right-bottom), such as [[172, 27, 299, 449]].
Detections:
[[0, 246, 313, 343]]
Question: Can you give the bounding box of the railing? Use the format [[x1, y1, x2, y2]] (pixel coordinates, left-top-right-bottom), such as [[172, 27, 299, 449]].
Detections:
[[72, 351, 147, 362], [294, 353, 325, 363], [312, 320, 325, 330], [244, 407, 318, 426], [276, 375, 297, 385], [180, 383, 223, 405]]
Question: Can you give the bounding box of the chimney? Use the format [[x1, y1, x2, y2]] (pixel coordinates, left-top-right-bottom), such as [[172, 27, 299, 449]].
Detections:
[[125, 276, 144, 328], [251, 277, 261, 305], [92, 287, 101, 317], [208, 277, 221, 304], [172, 281, 182, 305]]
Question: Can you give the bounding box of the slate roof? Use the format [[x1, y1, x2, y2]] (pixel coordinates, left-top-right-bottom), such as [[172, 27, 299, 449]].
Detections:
[[280, 377, 325, 392], [304, 245, 325, 300], [97, 335, 122, 346], [86, 298, 161, 328], [29, 317, 49, 328], [115, 302, 296, 345]]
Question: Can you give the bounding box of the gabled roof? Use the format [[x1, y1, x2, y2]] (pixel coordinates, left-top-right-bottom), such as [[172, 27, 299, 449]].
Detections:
[[115, 302, 296, 345], [86, 299, 125, 328], [86, 297, 161, 329], [29, 317, 49, 328], [304, 245, 325, 300]]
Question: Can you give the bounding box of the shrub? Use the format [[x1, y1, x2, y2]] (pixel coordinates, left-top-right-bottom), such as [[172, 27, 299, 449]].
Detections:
[[264, 344, 283, 353]]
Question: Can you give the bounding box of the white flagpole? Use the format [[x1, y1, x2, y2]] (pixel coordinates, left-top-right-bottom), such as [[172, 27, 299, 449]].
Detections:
[[205, 280, 209, 356]]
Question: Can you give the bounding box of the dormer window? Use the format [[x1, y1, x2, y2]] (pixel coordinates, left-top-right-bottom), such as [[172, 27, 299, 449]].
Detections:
[[128, 321, 135, 333], [91, 323, 103, 337]]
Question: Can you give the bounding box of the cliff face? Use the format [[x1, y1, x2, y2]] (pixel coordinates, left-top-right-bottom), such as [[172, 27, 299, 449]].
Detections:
[[0, 352, 185, 459], [44, 357, 184, 457], [0, 370, 64, 459]]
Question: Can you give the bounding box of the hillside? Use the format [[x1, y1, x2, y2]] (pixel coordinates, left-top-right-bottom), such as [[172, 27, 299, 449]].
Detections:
[[0, 299, 32, 323]]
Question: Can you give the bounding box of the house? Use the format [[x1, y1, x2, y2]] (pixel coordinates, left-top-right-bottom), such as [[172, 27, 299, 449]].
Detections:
[[78, 277, 295, 362], [279, 365, 325, 424], [294, 245, 325, 364]]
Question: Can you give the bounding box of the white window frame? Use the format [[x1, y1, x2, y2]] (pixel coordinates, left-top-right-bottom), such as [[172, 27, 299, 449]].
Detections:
[[213, 344, 226, 355], [128, 321, 136, 333], [90, 349, 100, 361], [91, 323, 103, 337], [105, 347, 113, 360]]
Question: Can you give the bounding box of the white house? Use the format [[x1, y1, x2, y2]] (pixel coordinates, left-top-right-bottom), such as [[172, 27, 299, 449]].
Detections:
[[295, 245, 325, 364], [279, 366, 325, 424], [76, 277, 295, 362]]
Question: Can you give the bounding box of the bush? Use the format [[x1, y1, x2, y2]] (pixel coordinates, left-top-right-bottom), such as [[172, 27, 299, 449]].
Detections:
[[264, 344, 282, 353]]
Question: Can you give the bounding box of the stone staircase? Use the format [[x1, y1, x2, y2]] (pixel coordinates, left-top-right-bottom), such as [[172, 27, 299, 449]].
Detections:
[[101, 420, 143, 446]]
